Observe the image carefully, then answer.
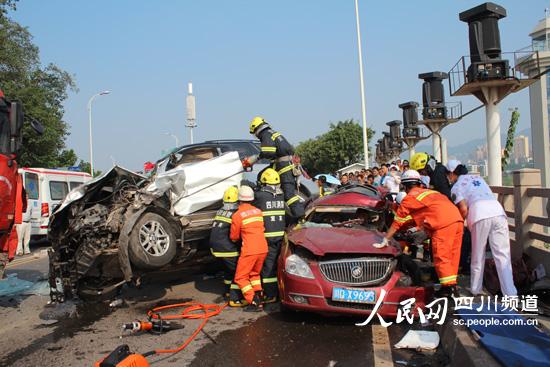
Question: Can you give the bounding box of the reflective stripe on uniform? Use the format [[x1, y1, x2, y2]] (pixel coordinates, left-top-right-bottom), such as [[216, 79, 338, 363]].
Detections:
[[242, 216, 264, 225], [286, 195, 301, 206], [271, 132, 282, 141], [394, 215, 413, 223], [214, 215, 232, 224], [261, 146, 277, 152], [439, 275, 457, 284], [262, 277, 278, 283], [265, 231, 285, 238], [210, 248, 240, 257], [278, 164, 294, 175], [241, 284, 253, 293], [263, 210, 285, 216], [250, 279, 262, 286], [230, 284, 240, 290], [223, 279, 232, 285], [416, 190, 438, 202]]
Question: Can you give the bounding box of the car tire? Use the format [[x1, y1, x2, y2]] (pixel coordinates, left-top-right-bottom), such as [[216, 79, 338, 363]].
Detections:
[[128, 212, 178, 270]]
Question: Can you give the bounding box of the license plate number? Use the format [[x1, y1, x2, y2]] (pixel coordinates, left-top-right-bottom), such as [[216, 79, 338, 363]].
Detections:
[[332, 288, 376, 304]]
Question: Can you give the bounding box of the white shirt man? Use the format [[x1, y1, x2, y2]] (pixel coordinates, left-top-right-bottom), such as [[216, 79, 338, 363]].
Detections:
[[16, 197, 33, 256], [447, 160, 517, 296]]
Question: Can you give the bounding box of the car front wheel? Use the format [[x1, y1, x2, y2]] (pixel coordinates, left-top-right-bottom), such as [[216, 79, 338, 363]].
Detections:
[[128, 212, 178, 269]]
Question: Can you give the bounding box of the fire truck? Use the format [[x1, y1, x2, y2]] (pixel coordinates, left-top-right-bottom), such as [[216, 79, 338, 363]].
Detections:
[[0, 89, 43, 277]]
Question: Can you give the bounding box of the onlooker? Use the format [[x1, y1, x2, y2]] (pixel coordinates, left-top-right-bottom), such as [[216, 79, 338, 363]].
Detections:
[[349, 172, 355, 183], [446, 160, 517, 296], [384, 165, 401, 193], [340, 173, 350, 187], [16, 193, 33, 256], [372, 167, 381, 187], [379, 164, 389, 186], [366, 174, 375, 186], [402, 160, 410, 172], [357, 173, 365, 185]]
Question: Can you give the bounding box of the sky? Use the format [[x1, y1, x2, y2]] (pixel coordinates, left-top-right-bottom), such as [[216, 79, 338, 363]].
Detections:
[[8, 0, 550, 170]]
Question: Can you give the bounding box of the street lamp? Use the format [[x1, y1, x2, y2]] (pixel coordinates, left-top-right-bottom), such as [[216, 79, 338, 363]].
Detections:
[[87, 90, 110, 177], [354, 0, 369, 168], [164, 132, 180, 148]]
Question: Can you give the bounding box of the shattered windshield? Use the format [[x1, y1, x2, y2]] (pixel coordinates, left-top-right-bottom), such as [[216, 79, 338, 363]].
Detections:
[[305, 207, 383, 231]]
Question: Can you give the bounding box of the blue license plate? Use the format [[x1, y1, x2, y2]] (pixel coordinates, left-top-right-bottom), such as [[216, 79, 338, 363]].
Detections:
[[332, 288, 376, 304]]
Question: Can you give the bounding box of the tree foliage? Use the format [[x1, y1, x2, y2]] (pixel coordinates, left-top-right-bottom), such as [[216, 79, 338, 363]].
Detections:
[[0, 13, 78, 168], [295, 119, 375, 176], [501, 109, 520, 171]]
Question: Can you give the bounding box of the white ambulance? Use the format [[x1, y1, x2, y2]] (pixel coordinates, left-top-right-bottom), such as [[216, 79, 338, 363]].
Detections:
[[19, 168, 92, 239]]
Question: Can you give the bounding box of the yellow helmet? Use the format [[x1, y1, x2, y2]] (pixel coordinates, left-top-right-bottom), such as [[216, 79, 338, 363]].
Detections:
[[249, 116, 269, 134], [223, 186, 239, 203], [410, 152, 429, 171], [260, 168, 280, 185]]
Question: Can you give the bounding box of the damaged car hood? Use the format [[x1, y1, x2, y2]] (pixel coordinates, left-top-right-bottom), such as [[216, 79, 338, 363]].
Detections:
[[287, 227, 399, 256]]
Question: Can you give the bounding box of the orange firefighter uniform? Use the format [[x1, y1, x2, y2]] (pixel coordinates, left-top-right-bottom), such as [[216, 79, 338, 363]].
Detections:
[[391, 187, 464, 286], [230, 203, 268, 303]]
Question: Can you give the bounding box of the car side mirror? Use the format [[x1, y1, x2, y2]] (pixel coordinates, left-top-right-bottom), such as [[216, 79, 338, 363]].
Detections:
[[9, 102, 23, 154]]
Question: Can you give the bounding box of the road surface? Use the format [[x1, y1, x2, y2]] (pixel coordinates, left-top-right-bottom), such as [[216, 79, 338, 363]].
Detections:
[[0, 252, 447, 366]]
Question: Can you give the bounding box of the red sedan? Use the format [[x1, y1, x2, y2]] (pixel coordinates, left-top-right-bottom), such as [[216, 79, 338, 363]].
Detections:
[[278, 185, 431, 317]]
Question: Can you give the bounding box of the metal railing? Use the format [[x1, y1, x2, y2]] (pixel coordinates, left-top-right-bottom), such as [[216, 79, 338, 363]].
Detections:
[[448, 51, 541, 96]]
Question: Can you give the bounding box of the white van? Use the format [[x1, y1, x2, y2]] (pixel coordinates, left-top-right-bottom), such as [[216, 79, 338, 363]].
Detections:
[[19, 168, 92, 239]]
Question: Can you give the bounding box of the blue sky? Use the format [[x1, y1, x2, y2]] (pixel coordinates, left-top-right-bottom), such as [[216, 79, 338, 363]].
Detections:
[[9, 0, 550, 170]]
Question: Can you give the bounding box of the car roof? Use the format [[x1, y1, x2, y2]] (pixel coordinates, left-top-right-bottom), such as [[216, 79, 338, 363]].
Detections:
[[155, 139, 259, 164]]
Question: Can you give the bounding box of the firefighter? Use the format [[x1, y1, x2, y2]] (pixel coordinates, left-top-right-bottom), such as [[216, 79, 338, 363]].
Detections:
[[411, 151, 471, 272], [249, 116, 305, 220], [374, 170, 464, 298], [410, 152, 451, 199], [231, 186, 268, 311], [209, 186, 246, 306], [316, 175, 333, 197], [253, 168, 286, 303]]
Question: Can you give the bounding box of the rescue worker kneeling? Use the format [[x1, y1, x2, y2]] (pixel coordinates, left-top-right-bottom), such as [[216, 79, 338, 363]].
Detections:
[[231, 186, 268, 311], [374, 170, 464, 298], [254, 168, 286, 304], [209, 186, 246, 306]]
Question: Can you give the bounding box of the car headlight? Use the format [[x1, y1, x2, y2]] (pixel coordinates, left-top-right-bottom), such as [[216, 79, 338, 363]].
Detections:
[[285, 254, 314, 279]]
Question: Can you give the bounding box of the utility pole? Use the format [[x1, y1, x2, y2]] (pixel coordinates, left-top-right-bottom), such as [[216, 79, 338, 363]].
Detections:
[[186, 82, 196, 144], [354, 0, 369, 168]]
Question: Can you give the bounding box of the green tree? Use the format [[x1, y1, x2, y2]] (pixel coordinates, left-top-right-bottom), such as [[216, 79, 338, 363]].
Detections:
[[78, 160, 101, 177], [296, 119, 375, 176], [501, 109, 520, 171], [0, 13, 78, 168]]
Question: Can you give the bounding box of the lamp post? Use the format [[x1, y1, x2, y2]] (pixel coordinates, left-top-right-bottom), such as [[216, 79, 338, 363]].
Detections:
[[354, 0, 369, 168], [164, 132, 180, 148], [87, 90, 110, 177]]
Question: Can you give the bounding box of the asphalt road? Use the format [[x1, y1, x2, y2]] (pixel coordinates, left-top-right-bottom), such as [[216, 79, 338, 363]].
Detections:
[[0, 252, 448, 367]]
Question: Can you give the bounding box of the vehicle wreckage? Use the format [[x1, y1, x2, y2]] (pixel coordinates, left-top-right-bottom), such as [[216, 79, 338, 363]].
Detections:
[[48, 150, 311, 302]]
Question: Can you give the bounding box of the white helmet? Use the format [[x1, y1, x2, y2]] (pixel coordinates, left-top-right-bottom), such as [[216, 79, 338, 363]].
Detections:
[[238, 185, 255, 202], [401, 169, 422, 185], [396, 191, 407, 205]]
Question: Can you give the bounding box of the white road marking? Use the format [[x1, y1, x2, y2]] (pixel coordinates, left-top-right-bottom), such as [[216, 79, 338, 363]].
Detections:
[[372, 324, 393, 366]]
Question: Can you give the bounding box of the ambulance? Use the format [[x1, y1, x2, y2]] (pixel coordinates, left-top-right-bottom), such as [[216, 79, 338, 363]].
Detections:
[[19, 168, 92, 239]]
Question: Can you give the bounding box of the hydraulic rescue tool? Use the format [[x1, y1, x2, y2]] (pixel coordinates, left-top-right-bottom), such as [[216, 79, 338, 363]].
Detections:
[[94, 301, 224, 367]]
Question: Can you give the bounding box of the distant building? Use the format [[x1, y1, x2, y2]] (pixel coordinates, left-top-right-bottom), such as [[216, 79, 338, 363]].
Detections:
[[513, 135, 530, 164], [516, 13, 550, 189], [475, 145, 488, 161], [337, 163, 365, 175]]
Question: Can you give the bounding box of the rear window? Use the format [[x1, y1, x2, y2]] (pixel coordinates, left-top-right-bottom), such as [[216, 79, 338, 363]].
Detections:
[[69, 181, 82, 191], [24, 172, 39, 200], [49, 181, 68, 201]]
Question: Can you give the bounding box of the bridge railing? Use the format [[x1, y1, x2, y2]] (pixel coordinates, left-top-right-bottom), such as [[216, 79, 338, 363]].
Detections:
[[491, 168, 550, 273]]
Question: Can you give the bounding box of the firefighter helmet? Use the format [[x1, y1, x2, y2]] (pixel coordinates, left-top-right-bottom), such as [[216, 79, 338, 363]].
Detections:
[[249, 116, 269, 134], [410, 152, 430, 171], [238, 185, 255, 201], [401, 170, 422, 185], [260, 168, 280, 185], [223, 186, 239, 203]]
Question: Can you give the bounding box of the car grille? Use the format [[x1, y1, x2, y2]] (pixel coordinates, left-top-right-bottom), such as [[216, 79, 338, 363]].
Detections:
[[326, 299, 375, 311], [318, 258, 394, 286]]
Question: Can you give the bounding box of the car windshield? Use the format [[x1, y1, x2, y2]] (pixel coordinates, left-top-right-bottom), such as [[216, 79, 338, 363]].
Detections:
[[305, 207, 383, 231]]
